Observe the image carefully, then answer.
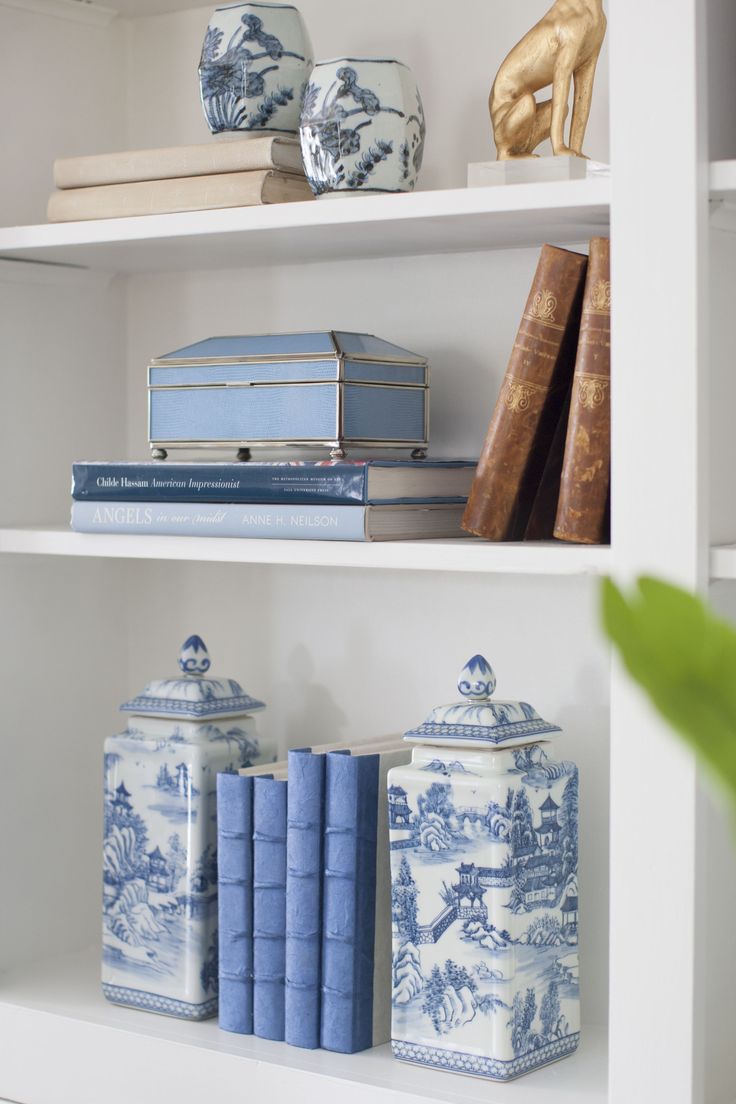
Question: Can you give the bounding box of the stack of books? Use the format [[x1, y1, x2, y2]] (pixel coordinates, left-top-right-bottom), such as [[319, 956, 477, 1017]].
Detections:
[[70, 459, 477, 542], [217, 739, 411, 1052], [462, 238, 611, 545], [47, 135, 312, 222]]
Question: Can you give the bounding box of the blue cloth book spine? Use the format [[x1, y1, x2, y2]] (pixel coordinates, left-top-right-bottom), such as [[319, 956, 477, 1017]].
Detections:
[[72, 501, 369, 540], [285, 748, 326, 1050], [253, 776, 288, 1041], [320, 751, 380, 1055], [71, 460, 473, 505], [217, 772, 256, 1035]]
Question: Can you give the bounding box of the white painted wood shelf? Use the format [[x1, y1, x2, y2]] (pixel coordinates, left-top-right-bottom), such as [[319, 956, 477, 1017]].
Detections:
[[709, 160, 736, 232], [0, 946, 608, 1104], [0, 181, 611, 273], [0, 525, 612, 575], [709, 544, 736, 580]]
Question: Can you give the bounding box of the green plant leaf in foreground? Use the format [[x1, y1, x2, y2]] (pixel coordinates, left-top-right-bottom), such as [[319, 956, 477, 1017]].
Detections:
[[601, 576, 736, 809]]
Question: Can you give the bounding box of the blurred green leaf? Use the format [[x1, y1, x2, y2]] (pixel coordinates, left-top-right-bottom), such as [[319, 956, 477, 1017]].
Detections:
[[601, 576, 736, 808]]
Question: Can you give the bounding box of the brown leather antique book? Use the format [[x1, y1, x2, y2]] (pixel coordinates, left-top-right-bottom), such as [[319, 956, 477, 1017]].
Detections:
[[554, 237, 611, 544], [523, 386, 573, 540], [462, 244, 588, 541]]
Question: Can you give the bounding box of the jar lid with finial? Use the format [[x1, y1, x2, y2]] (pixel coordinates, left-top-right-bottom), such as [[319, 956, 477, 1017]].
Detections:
[[120, 635, 266, 721], [403, 654, 559, 749]]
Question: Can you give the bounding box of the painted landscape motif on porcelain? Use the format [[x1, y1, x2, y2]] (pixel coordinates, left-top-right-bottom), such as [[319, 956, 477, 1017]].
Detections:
[[102, 723, 260, 1019], [388, 743, 579, 1080]]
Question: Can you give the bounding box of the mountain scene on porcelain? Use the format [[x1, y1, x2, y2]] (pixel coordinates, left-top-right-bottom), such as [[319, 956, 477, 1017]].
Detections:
[[299, 58, 425, 196], [199, 2, 313, 134], [102, 637, 273, 1020], [387, 657, 579, 1082]]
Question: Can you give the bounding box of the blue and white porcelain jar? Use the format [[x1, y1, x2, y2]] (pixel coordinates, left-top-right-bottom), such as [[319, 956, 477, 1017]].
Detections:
[[199, 2, 313, 135], [387, 657, 579, 1082], [102, 636, 272, 1020], [300, 58, 425, 196]]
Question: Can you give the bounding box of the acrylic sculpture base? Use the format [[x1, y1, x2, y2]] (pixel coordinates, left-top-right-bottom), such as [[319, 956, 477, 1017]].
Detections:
[[467, 157, 610, 187]]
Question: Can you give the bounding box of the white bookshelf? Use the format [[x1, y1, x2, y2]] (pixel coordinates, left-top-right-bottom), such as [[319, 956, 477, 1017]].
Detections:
[[0, 3, 734, 1104]]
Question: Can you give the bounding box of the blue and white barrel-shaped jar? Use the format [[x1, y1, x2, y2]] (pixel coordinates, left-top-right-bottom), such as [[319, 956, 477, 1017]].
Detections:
[[199, 2, 313, 134], [299, 58, 425, 196], [387, 656, 580, 1082], [102, 637, 272, 1020]]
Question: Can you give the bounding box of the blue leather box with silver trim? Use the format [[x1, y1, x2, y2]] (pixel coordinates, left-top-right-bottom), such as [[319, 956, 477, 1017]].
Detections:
[[148, 331, 429, 460]]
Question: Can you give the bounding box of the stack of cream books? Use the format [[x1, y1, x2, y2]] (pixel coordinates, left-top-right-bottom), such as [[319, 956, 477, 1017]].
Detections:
[[48, 135, 312, 222]]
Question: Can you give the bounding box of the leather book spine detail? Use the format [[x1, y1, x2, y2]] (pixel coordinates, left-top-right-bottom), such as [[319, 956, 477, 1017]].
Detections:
[[523, 385, 573, 540], [462, 244, 589, 541], [554, 237, 611, 544]]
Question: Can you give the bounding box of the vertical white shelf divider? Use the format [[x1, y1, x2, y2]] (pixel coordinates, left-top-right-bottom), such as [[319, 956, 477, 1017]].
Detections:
[[609, 3, 709, 1104]]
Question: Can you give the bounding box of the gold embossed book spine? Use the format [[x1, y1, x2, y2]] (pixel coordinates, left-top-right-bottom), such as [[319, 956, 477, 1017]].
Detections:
[[462, 244, 588, 541], [554, 237, 611, 544]]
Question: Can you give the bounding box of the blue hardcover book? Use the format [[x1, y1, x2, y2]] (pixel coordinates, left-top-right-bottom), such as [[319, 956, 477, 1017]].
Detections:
[[285, 748, 326, 1050], [70, 501, 467, 541], [320, 745, 410, 1054], [71, 460, 476, 505], [217, 772, 255, 1035], [253, 775, 288, 1041]]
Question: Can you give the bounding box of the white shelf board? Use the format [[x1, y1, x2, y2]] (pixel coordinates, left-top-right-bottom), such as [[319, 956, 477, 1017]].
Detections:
[[0, 946, 607, 1104], [0, 525, 613, 575], [0, 181, 611, 274], [709, 159, 736, 197], [710, 544, 736, 580], [709, 160, 736, 231]]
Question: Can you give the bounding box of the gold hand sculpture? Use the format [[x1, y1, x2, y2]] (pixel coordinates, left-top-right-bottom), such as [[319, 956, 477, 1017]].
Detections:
[[490, 0, 606, 160]]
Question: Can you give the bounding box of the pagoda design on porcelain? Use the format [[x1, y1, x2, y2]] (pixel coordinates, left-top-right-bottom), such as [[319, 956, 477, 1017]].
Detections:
[[102, 636, 273, 1020], [387, 656, 579, 1082]]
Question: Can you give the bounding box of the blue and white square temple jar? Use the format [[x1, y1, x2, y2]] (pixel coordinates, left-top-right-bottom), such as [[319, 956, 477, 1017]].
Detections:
[[102, 636, 272, 1020], [387, 656, 579, 1081]]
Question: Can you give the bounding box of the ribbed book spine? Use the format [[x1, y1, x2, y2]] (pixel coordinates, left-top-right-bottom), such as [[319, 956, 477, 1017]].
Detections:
[[462, 244, 588, 540], [285, 749, 326, 1049], [217, 773, 254, 1034], [320, 752, 380, 1054], [554, 237, 612, 544], [253, 776, 288, 1041]]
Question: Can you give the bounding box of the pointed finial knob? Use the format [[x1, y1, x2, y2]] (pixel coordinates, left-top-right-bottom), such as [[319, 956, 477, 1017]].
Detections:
[[458, 655, 496, 700], [178, 635, 211, 676]]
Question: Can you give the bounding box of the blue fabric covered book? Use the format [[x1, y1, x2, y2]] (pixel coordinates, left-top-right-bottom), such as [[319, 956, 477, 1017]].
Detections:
[[217, 772, 255, 1035], [72, 460, 475, 505], [320, 744, 411, 1054], [217, 763, 285, 1035], [253, 774, 288, 1041], [285, 748, 328, 1050]]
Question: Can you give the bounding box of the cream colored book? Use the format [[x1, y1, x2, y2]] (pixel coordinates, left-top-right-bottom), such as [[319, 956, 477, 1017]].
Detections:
[[47, 170, 313, 222], [53, 136, 305, 189]]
